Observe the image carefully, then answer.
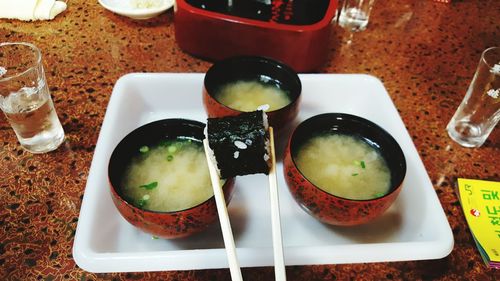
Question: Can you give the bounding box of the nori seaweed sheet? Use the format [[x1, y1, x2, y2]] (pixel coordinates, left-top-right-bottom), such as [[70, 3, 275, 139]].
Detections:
[[207, 111, 270, 179]]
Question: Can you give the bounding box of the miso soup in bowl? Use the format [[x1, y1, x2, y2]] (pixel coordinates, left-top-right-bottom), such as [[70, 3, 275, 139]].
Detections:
[[203, 56, 302, 131], [108, 119, 235, 239], [283, 113, 406, 226]]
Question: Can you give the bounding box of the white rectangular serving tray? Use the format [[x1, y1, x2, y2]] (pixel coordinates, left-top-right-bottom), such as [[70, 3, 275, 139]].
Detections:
[[73, 73, 454, 273]]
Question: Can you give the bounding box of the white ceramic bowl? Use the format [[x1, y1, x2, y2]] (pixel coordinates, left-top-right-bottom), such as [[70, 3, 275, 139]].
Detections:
[[98, 0, 174, 20]]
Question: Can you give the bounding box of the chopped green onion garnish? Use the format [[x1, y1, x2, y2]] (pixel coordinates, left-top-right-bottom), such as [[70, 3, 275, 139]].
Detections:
[[375, 192, 385, 197], [167, 155, 174, 161], [137, 194, 150, 207], [354, 160, 366, 169], [352, 173, 359, 176], [152, 236, 159, 240], [168, 146, 177, 153], [139, 146, 149, 153], [137, 198, 147, 207], [140, 182, 158, 190]]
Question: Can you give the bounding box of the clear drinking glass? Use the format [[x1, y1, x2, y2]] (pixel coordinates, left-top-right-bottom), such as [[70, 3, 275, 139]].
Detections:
[[446, 46, 500, 148], [338, 0, 376, 32], [0, 42, 65, 153]]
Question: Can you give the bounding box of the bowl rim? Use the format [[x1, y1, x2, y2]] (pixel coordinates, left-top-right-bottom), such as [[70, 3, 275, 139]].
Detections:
[[176, 0, 338, 32], [203, 55, 302, 114], [108, 118, 232, 215], [287, 113, 407, 202], [98, 0, 173, 17]]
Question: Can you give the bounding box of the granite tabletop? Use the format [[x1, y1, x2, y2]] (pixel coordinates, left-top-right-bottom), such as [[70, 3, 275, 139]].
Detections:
[[1, 0, 499, 280]]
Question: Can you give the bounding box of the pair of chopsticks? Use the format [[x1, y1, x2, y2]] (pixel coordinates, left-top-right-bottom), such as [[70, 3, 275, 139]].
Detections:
[[203, 126, 286, 281]]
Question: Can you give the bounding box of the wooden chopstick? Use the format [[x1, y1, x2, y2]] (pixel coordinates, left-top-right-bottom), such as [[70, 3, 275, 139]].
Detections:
[[203, 126, 285, 281], [268, 127, 287, 280], [203, 139, 243, 281]]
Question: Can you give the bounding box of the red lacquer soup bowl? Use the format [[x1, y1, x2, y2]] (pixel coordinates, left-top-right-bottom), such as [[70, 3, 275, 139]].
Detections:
[[108, 119, 235, 239], [283, 113, 407, 226], [203, 56, 302, 132]]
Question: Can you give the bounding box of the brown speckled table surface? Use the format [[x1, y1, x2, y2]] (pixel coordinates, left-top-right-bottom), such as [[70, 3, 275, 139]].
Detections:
[[1, 0, 499, 280]]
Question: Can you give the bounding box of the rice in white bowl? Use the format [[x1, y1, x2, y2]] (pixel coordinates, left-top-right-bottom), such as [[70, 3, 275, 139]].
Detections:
[[130, 0, 163, 9]]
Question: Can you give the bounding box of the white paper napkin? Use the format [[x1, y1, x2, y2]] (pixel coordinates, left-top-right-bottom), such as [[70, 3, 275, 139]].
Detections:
[[0, 0, 67, 21]]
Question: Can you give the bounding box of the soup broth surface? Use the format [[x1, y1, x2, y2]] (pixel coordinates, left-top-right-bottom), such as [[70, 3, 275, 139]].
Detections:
[[121, 138, 215, 212], [215, 80, 291, 112], [295, 134, 391, 200]]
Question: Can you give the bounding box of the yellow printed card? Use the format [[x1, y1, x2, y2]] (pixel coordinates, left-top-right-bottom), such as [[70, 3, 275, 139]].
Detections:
[[458, 178, 500, 264]]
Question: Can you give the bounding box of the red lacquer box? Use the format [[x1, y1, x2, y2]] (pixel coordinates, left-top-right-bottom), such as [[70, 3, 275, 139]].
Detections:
[[174, 0, 338, 72]]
